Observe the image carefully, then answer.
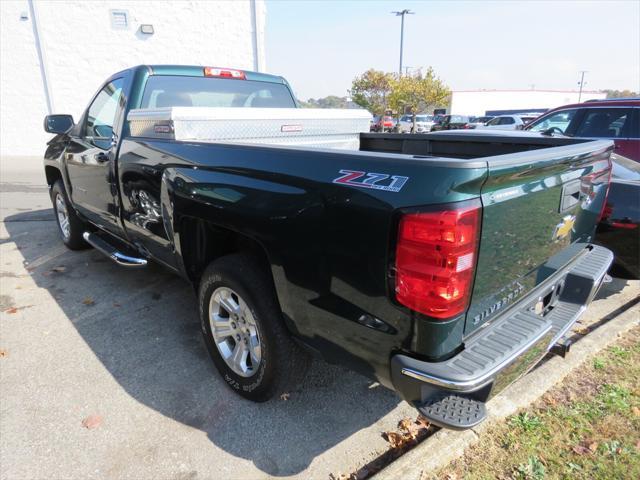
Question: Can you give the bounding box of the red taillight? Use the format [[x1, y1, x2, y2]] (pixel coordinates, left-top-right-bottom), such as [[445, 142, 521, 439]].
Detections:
[[395, 200, 481, 319], [203, 67, 246, 79]]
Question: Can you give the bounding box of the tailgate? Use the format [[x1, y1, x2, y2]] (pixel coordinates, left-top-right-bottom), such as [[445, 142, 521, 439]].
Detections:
[[465, 140, 613, 335]]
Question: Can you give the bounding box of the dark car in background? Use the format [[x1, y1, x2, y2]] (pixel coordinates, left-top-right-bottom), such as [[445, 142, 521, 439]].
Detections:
[[525, 98, 640, 161], [430, 114, 472, 131], [595, 154, 640, 279]]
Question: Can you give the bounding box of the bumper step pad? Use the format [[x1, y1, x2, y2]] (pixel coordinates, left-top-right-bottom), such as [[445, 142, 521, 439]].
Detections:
[[418, 394, 487, 430]]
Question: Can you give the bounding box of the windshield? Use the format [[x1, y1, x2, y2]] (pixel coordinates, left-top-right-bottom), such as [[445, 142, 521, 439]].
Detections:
[[415, 115, 433, 122], [526, 109, 578, 135], [141, 75, 297, 109]]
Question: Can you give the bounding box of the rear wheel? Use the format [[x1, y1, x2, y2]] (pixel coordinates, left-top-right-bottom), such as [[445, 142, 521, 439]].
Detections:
[[198, 254, 309, 401], [51, 180, 88, 250]]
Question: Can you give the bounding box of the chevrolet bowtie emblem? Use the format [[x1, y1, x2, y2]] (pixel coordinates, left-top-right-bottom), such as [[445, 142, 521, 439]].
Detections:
[[553, 214, 576, 241]]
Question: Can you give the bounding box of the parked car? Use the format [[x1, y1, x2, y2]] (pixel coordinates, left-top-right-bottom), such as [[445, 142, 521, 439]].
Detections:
[[370, 115, 395, 132], [595, 154, 640, 279], [43, 65, 614, 430], [474, 115, 528, 131], [397, 114, 434, 133], [468, 116, 494, 128], [519, 115, 539, 126], [430, 114, 473, 131], [525, 98, 640, 161]]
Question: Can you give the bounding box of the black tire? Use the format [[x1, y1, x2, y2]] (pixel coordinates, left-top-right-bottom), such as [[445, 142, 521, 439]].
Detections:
[[198, 253, 309, 401], [50, 179, 88, 250]]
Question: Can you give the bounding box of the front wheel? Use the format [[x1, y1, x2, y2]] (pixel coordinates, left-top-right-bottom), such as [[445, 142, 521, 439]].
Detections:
[[50, 180, 88, 250], [198, 254, 309, 401]]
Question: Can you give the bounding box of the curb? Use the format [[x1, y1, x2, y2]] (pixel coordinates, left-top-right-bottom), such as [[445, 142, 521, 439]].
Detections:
[[373, 301, 640, 480]]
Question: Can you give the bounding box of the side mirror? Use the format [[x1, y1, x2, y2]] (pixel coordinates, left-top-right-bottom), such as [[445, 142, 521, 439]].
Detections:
[[44, 114, 74, 134]]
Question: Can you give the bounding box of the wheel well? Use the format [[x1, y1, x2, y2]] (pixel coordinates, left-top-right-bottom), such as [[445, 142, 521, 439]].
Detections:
[[179, 217, 273, 288], [45, 166, 62, 187]]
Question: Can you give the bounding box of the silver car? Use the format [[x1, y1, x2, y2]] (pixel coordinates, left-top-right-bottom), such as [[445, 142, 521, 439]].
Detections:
[[397, 114, 435, 133]]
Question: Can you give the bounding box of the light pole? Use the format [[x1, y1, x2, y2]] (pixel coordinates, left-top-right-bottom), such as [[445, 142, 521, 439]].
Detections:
[[392, 9, 414, 77], [577, 70, 588, 103]]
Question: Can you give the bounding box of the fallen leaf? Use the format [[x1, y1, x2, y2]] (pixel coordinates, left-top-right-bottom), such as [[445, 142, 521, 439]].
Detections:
[[572, 445, 591, 455], [398, 417, 413, 432], [0, 349, 7, 357], [574, 326, 590, 335], [588, 441, 599, 453], [636, 440, 640, 450], [82, 297, 95, 306], [631, 406, 640, 417], [81, 414, 102, 429], [51, 266, 66, 273], [280, 392, 290, 401], [4, 307, 18, 314], [328, 474, 352, 480], [384, 431, 405, 449], [416, 414, 430, 428]]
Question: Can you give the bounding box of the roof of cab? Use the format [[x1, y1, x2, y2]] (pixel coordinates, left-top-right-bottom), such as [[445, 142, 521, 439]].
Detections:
[[144, 65, 287, 84]]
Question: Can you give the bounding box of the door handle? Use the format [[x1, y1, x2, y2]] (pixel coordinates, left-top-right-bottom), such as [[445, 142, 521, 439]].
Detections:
[[95, 152, 110, 163]]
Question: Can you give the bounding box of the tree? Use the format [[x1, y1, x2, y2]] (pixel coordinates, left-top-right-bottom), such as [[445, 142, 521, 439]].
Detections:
[[349, 69, 394, 115], [388, 67, 450, 132], [298, 96, 361, 109], [602, 89, 638, 99]]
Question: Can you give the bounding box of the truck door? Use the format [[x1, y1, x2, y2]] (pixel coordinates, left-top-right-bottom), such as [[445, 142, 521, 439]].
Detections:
[[65, 77, 125, 235]]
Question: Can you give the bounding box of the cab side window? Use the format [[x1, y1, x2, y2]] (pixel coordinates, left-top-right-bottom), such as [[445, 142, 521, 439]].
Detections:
[[85, 78, 124, 147]]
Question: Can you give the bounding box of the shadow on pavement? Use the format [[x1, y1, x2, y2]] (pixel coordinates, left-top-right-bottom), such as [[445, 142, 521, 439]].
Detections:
[[3, 209, 400, 476]]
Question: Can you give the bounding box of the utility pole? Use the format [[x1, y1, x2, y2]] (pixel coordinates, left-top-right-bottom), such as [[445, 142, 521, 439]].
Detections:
[[392, 9, 414, 77], [577, 70, 588, 103]]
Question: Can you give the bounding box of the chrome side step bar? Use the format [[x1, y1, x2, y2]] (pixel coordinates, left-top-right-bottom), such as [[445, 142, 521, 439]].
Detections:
[[82, 232, 147, 268]]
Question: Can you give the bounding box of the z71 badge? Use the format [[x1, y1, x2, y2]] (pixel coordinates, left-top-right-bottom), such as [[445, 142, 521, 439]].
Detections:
[[333, 170, 409, 192]]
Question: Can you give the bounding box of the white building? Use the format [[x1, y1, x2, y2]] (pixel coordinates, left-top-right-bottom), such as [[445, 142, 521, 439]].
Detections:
[[0, 0, 266, 156], [450, 89, 606, 117]]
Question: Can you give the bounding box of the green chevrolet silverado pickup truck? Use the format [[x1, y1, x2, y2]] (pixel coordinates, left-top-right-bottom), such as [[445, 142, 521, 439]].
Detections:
[[42, 65, 614, 429]]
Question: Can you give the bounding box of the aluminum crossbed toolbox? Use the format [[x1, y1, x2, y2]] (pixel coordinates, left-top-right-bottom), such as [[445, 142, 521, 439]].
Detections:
[[127, 107, 372, 150]]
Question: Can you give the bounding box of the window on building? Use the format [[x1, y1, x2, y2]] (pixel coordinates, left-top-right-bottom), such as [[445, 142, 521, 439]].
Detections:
[[110, 10, 129, 30]]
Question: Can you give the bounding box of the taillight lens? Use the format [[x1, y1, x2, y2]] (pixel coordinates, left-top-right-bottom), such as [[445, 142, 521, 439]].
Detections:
[[395, 200, 481, 319], [203, 67, 246, 79]]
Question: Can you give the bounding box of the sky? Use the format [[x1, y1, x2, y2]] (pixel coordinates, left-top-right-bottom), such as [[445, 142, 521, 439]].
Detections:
[[264, 0, 640, 100]]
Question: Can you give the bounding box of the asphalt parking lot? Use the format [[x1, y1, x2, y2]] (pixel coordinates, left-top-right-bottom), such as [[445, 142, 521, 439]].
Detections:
[[0, 157, 419, 479], [1, 157, 638, 480]]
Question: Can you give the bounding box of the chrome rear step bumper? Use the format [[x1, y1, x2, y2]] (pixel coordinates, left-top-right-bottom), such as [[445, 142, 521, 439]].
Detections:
[[391, 244, 613, 429]]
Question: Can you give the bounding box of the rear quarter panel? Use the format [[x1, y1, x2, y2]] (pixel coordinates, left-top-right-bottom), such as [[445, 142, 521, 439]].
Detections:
[[117, 138, 487, 382]]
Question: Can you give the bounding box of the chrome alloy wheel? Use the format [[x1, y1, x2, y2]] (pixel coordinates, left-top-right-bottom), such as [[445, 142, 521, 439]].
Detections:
[[209, 287, 262, 377], [55, 193, 71, 240]]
